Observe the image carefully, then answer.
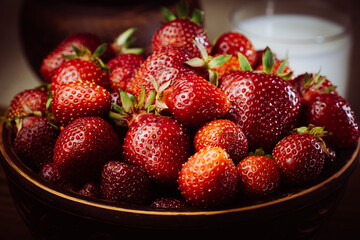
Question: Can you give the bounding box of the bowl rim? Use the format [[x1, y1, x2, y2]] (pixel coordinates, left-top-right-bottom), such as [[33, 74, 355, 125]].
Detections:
[[0, 119, 359, 217]]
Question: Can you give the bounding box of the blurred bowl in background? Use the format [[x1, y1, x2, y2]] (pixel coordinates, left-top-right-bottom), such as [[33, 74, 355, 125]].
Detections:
[[19, 0, 201, 81]]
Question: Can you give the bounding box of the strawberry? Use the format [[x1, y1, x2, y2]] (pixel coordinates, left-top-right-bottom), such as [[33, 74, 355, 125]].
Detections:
[[194, 119, 248, 163], [12, 116, 42, 135], [305, 93, 359, 148], [51, 80, 111, 126], [50, 44, 111, 93], [110, 88, 192, 186], [212, 32, 257, 67], [13, 117, 59, 171], [151, 197, 187, 209], [107, 51, 144, 93], [39, 162, 64, 185], [157, 75, 230, 127], [77, 182, 101, 199], [129, 44, 205, 97], [107, 53, 144, 72], [151, 1, 211, 58], [51, 58, 110, 93], [178, 147, 239, 208], [107, 53, 144, 93], [38, 162, 76, 191], [290, 72, 338, 104], [53, 116, 121, 182], [272, 126, 327, 185], [123, 113, 191, 186], [236, 149, 280, 198], [323, 145, 337, 170], [108, 66, 134, 93], [101, 161, 153, 205], [40, 33, 107, 82], [7, 88, 48, 121], [219, 70, 301, 151]]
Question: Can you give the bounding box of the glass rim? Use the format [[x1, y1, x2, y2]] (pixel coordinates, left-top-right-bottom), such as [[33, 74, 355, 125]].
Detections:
[[229, 0, 352, 44]]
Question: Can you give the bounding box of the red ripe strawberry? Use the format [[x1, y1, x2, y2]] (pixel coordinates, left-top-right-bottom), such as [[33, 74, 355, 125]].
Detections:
[[109, 66, 134, 93], [123, 113, 191, 186], [129, 45, 205, 97], [178, 147, 239, 208], [219, 70, 301, 151], [110, 88, 191, 186], [51, 58, 111, 94], [39, 162, 65, 185], [53, 116, 121, 182], [151, 1, 211, 58], [194, 119, 248, 163], [13, 117, 59, 171], [290, 73, 338, 106], [107, 53, 144, 72], [12, 116, 41, 135], [7, 89, 48, 121], [212, 32, 257, 67], [151, 197, 187, 209], [236, 150, 280, 198], [323, 145, 337, 170], [272, 126, 326, 185], [51, 80, 111, 126], [152, 18, 211, 58], [38, 162, 76, 191], [159, 75, 230, 127], [40, 33, 106, 82], [107, 53, 144, 93], [101, 161, 153, 205], [306, 93, 359, 148]]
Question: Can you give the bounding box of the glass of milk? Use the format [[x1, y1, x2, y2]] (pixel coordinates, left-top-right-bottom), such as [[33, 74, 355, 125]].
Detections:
[[230, 0, 352, 97]]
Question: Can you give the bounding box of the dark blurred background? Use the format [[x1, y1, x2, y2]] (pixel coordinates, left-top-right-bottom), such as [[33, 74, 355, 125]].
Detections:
[[0, 0, 359, 239]]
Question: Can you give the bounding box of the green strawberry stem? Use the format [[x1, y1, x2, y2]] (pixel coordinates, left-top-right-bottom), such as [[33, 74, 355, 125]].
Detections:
[[294, 124, 330, 155], [0, 116, 12, 128], [177, 0, 189, 19], [238, 52, 253, 71], [262, 47, 275, 74], [112, 28, 144, 55], [303, 70, 337, 94], [185, 40, 231, 86], [161, 0, 204, 25], [109, 87, 157, 127], [249, 148, 273, 159], [161, 7, 177, 22], [149, 75, 170, 112], [276, 51, 289, 74], [63, 44, 110, 73]]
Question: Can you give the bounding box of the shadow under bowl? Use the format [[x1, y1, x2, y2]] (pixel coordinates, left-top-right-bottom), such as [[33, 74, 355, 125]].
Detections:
[[0, 120, 359, 239]]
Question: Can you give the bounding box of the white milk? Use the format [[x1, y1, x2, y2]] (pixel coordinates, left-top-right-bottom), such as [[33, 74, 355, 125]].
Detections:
[[232, 14, 351, 97]]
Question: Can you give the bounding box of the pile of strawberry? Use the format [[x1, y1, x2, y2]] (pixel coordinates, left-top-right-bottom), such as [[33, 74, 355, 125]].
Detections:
[[3, 1, 359, 209]]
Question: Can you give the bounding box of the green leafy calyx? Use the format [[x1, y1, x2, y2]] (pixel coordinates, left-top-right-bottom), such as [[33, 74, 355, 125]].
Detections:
[[161, 0, 204, 25], [63, 44, 110, 73]]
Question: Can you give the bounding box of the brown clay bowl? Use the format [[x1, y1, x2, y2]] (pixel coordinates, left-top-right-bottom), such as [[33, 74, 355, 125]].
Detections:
[[0, 118, 359, 239]]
